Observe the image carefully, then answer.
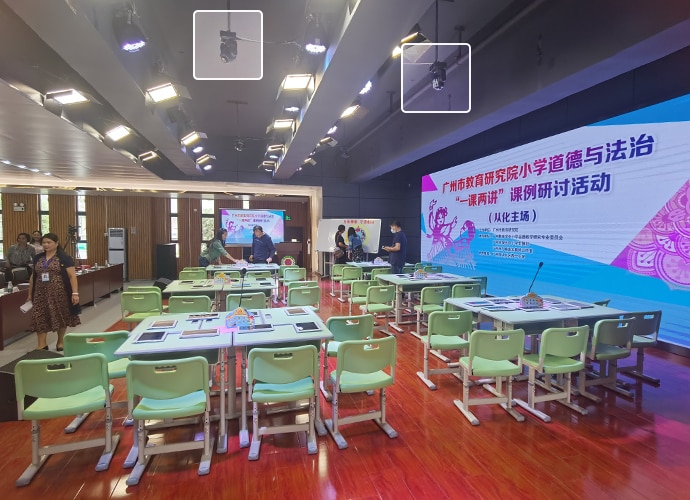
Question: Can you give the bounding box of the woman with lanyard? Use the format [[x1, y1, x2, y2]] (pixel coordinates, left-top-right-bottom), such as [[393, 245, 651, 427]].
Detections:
[[25, 233, 81, 351]]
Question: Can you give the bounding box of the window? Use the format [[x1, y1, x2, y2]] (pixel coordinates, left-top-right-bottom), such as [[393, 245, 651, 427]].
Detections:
[[0, 194, 3, 259], [39, 194, 50, 235], [201, 199, 215, 252], [170, 198, 179, 257], [77, 195, 87, 259]]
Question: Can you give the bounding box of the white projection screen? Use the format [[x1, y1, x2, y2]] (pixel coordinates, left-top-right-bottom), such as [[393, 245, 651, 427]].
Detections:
[[421, 94, 690, 346]]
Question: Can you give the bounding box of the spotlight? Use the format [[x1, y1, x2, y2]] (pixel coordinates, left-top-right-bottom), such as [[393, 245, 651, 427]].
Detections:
[[235, 139, 245, 152], [219, 30, 238, 63], [304, 14, 327, 54], [429, 61, 447, 91], [113, 4, 146, 53]]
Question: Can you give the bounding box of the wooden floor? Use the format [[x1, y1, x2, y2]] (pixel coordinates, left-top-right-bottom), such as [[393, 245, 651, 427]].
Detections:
[[2, 280, 690, 499]]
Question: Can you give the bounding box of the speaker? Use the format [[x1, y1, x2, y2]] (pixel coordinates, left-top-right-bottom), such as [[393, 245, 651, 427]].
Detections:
[[154, 278, 172, 299], [0, 350, 64, 421], [155, 243, 177, 281]]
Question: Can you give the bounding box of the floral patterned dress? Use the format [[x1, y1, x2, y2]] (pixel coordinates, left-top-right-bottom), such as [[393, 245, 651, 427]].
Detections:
[[30, 255, 81, 332]]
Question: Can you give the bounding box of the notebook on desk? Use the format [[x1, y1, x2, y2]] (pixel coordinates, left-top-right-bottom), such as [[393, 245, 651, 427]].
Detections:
[[179, 328, 219, 339], [149, 319, 177, 329], [134, 331, 168, 343], [237, 323, 274, 334], [294, 321, 321, 333]]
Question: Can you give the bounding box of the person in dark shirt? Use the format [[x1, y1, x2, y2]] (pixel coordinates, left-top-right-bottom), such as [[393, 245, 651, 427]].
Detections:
[[334, 224, 348, 265], [382, 220, 407, 274], [249, 225, 276, 263]]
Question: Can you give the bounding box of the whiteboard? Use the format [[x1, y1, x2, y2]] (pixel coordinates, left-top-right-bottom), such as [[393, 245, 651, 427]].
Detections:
[[316, 219, 382, 254]]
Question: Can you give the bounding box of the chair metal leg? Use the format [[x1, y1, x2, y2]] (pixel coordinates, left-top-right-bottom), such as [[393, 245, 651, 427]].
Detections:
[[325, 387, 348, 449], [620, 349, 660, 385], [248, 402, 262, 460], [454, 372, 480, 425], [416, 342, 437, 390], [374, 388, 398, 438]]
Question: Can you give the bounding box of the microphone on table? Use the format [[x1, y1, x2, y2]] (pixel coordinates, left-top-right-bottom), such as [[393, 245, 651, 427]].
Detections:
[[527, 261, 544, 293], [237, 267, 248, 310]]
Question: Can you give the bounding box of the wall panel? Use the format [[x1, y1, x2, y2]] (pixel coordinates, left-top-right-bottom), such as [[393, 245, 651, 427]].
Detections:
[[47, 194, 77, 255], [1, 193, 39, 253], [176, 198, 201, 272]]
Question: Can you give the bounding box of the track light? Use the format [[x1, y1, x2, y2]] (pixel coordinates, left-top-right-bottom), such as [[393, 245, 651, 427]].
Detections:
[[219, 30, 238, 63], [429, 61, 447, 91], [180, 131, 207, 146], [392, 24, 427, 58], [196, 153, 215, 165], [234, 139, 245, 152], [113, 4, 146, 53], [304, 14, 327, 54], [138, 150, 158, 162]]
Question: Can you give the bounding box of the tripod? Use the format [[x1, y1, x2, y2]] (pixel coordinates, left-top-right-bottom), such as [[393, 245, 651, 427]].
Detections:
[[64, 229, 78, 258]]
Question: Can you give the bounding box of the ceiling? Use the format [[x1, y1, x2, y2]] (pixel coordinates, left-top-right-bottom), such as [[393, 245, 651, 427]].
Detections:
[[1, 0, 690, 195]]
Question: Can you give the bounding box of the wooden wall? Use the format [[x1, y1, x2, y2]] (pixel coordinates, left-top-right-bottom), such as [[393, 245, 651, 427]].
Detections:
[[2, 191, 311, 279]]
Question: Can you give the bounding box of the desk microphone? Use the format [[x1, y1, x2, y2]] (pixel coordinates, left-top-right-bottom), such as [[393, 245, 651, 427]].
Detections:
[[527, 261, 544, 293], [237, 267, 248, 310]]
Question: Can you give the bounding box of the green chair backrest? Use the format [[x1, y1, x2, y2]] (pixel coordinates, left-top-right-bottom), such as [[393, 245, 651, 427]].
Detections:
[[283, 267, 307, 282], [248, 345, 318, 385], [326, 314, 374, 342], [226, 292, 266, 310], [342, 266, 363, 281], [331, 264, 346, 279], [126, 286, 162, 298], [469, 329, 525, 363], [420, 286, 451, 307], [451, 283, 481, 298], [423, 265, 443, 273], [540, 326, 589, 360], [168, 295, 212, 313], [287, 286, 321, 308], [279, 264, 298, 278], [15, 353, 108, 401], [336, 336, 396, 377], [366, 285, 395, 305], [179, 269, 207, 280], [593, 317, 635, 348], [121, 291, 163, 315], [350, 280, 377, 299], [247, 270, 272, 279], [64, 331, 129, 363], [401, 265, 416, 274], [183, 267, 207, 272], [414, 262, 432, 269], [369, 268, 389, 282], [627, 310, 662, 340], [126, 356, 209, 402], [288, 280, 319, 291], [428, 310, 473, 337], [469, 276, 488, 296]]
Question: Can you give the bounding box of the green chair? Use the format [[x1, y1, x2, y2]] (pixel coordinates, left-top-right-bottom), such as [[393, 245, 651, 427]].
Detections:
[[469, 276, 488, 297], [325, 336, 397, 449], [361, 285, 396, 335], [121, 291, 164, 330], [226, 292, 267, 311], [179, 269, 207, 280], [330, 264, 346, 296], [280, 267, 306, 301], [125, 356, 212, 485], [288, 280, 319, 291], [168, 295, 212, 313], [414, 262, 432, 269], [416, 311, 472, 390], [246, 270, 272, 279], [454, 329, 526, 425], [513, 326, 590, 422], [348, 279, 377, 315], [14, 353, 121, 486], [369, 267, 389, 283], [424, 265, 443, 273], [578, 317, 636, 402], [287, 286, 321, 311], [63, 331, 131, 433], [126, 285, 166, 312], [320, 315, 375, 400], [401, 265, 416, 274], [247, 345, 319, 460], [413, 286, 451, 338], [339, 266, 363, 302], [183, 266, 207, 271], [444, 283, 482, 310], [620, 310, 662, 385]]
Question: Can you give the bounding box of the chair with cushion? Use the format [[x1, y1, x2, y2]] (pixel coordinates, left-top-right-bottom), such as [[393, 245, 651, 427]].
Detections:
[[339, 266, 363, 302], [416, 311, 472, 390], [361, 285, 396, 335], [325, 336, 397, 449], [125, 356, 212, 485], [320, 314, 374, 400], [578, 317, 636, 402], [179, 269, 207, 280], [620, 310, 662, 385], [226, 292, 267, 311], [62, 331, 131, 433], [454, 329, 526, 425], [247, 345, 319, 460], [330, 264, 346, 297], [513, 326, 590, 422], [444, 283, 482, 311], [469, 276, 488, 297], [287, 286, 321, 311], [14, 353, 121, 486], [348, 279, 377, 315], [168, 295, 212, 314], [11, 267, 30, 284], [412, 286, 451, 338], [279, 266, 305, 300], [121, 291, 164, 330]]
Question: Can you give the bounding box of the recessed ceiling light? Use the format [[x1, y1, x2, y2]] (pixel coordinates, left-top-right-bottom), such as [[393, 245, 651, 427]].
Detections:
[[284, 106, 300, 113], [106, 125, 130, 141], [327, 125, 338, 135], [30, 168, 40, 173], [44, 172, 52, 176], [282, 74, 314, 91], [139, 151, 158, 162], [146, 83, 178, 103], [17, 164, 27, 169], [192, 145, 204, 154], [1, 159, 11, 165], [202, 164, 213, 171], [340, 104, 360, 118], [359, 81, 372, 95], [46, 89, 89, 104], [273, 119, 294, 130]]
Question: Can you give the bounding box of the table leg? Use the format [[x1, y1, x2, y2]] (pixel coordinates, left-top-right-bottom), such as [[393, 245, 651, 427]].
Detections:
[[389, 285, 404, 333], [216, 347, 228, 454], [239, 348, 250, 448]]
